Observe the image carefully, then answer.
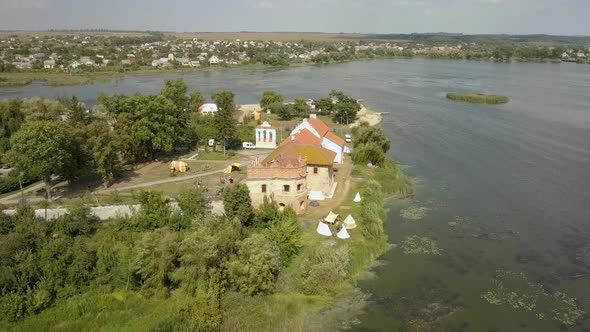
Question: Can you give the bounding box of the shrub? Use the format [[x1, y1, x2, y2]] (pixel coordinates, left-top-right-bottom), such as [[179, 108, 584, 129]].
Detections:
[[300, 246, 350, 295]]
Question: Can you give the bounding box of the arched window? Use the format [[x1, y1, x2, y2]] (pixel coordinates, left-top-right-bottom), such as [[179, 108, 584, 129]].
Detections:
[[269, 131, 273, 142], [263, 130, 267, 142]]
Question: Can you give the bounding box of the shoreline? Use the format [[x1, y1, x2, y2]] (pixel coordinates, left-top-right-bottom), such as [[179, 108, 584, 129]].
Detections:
[[1, 55, 586, 89]]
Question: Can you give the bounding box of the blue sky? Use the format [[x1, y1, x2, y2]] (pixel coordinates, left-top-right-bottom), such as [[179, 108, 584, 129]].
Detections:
[[0, 0, 588, 35]]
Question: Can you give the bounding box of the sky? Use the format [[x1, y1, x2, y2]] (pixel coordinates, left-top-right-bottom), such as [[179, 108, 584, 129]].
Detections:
[[0, 0, 588, 35]]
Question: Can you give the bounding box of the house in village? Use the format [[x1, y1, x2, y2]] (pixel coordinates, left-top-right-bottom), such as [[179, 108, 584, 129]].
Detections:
[[289, 115, 345, 163], [209, 55, 220, 64], [43, 59, 55, 69]]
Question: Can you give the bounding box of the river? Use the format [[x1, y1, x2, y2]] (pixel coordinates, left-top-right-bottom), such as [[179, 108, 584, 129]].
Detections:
[[2, 59, 590, 331]]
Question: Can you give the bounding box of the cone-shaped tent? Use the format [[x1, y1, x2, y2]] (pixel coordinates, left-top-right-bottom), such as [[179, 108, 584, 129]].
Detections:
[[353, 192, 361, 202], [316, 222, 332, 236], [324, 211, 338, 224], [337, 227, 350, 239], [343, 214, 357, 229]]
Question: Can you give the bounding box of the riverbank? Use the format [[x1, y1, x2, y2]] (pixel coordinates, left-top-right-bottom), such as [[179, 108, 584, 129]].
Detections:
[[2, 55, 587, 89]]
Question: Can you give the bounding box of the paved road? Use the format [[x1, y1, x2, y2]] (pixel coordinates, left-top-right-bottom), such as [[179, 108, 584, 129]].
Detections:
[[2, 200, 224, 221]]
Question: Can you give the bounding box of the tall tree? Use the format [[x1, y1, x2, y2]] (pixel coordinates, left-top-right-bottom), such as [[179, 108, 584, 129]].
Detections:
[[212, 90, 237, 155], [222, 183, 254, 226], [259, 90, 283, 110], [6, 120, 83, 200], [189, 88, 206, 113], [161, 79, 189, 112], [112, 94, 178, 161]]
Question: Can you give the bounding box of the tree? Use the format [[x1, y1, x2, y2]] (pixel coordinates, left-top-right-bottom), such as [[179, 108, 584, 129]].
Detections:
[[315, 98, 334, 114], [264, 207, 302, 264], [176, 187, 209, 221], [189, 88, 206, 113], [271, 102, 292, 121], [132, 229, 180, 291], [259, 91, 283, 110], [161, 79, 189, 112], [112, 94, 178, 161], [224, 234, 281, 295], [6, 121, 84, 200], [85, 119, 119, 183], [329, 90, 360, 124], [222, 183, 254, 225], [133, 190, 172, 230], [173, 216, 241, 295], [292, 97, 309, 118], [212, 90, 237, 155]]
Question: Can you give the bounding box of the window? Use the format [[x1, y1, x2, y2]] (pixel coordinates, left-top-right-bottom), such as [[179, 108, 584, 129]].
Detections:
[[283, 185, 290, 192], [261, 184, 267, 193], [297, 184, 303, 191], [313, 167, 318, 174]]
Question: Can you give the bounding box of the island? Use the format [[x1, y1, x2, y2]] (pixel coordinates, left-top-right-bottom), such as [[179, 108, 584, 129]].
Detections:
[[0, 83, 414, 331], [446, 92, 510, 105]]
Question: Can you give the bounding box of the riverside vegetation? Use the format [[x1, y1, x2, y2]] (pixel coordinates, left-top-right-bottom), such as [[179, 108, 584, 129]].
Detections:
[[446, 92, 510, 105], [0, 79, 415, 329]]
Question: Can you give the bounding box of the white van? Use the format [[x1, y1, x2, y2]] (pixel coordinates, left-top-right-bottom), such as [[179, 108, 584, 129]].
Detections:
[[242, 142, 256, 149], [345, 134, 352, 143]]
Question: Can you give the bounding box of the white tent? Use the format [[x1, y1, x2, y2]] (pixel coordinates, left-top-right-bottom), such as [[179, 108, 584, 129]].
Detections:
[[343, 214, 357, 229], [344, 146, 351, 154], [353, 192, 361, 203], [308, 191, 326, 201], [316, 222, 332, 236], [198, 103, 218, 113], [337, 227, 350, 239], [324, 211, 338, 224]]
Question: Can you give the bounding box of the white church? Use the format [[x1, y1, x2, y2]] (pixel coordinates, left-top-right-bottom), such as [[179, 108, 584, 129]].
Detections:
[[255, 121, 277, 149]]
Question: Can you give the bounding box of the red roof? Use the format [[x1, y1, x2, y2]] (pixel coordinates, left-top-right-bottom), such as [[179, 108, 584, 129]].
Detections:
[[280, 128, 321, 147], [324, 131, 345, 147], [308, 118, 329, 136]]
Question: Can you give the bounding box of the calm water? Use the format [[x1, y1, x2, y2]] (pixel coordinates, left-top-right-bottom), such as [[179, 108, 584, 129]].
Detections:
[[2, 59, 590, 331]]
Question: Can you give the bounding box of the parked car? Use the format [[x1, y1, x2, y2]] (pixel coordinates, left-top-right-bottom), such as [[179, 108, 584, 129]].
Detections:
[[345, 134, 352, 143], [242, 142, 256, 149]]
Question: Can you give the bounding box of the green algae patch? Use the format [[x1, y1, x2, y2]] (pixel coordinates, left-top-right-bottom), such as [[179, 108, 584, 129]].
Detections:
[[401, 235, 442, 255], [481, 270, 586, 326], [447, 92, 509, 104], [400, 205, 430, 221]]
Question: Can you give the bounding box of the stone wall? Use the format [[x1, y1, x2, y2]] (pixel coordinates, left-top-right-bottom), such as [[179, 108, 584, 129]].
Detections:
[[306, 165, 334, 195]]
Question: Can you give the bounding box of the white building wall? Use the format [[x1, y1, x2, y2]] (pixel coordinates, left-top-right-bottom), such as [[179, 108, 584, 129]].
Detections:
[[321, 138, 343, 164]]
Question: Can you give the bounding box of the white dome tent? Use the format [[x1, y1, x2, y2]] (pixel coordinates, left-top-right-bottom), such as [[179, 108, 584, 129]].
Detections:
[[337, 227, 350, 239], [343, 214, 357, 229], [353, 192, 361, 203], [316, 222, 332, 236]]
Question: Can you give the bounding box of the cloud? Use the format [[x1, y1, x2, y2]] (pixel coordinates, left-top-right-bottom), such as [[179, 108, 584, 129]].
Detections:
[[0, 0, 51, 9]]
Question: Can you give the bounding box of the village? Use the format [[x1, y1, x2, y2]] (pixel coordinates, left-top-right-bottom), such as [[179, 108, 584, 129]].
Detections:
[[2, 32, 588, 75]]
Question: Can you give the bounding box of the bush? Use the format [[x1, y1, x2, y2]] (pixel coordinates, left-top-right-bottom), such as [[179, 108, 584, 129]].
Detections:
[[300, 246, 350, 295], [0, 173, 38, 194]]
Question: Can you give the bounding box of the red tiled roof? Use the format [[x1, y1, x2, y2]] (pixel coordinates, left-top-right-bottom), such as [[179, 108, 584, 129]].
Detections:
[[308, 118, 329, 136], [280, 128, 322, 147], [324, 131, 345, 147]]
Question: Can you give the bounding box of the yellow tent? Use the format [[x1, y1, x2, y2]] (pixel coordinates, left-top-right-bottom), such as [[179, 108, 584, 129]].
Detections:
[[170, 161, 189, 173], [223, 165, 233, 174]]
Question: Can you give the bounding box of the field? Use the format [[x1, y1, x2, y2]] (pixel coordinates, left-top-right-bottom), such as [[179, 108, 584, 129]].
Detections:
[[168, 32, 370, 42]]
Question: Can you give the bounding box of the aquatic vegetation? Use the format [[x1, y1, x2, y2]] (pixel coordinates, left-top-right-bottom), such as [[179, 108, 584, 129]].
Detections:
[[481, 270, 586, 327], [400, 205, 430, 221], [385, 278, 461, 331], [446, 92, 510, 104], [402, 236, 442, 255], [448, 216, 518, 241]]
